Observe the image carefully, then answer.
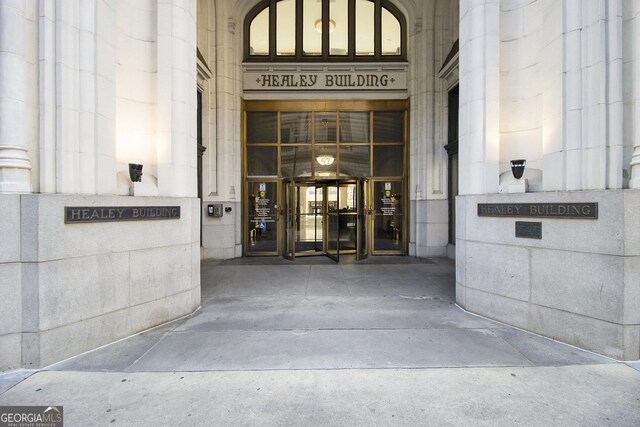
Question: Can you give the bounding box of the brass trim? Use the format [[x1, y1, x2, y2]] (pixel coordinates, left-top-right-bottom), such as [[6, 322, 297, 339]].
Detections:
[[242, 99, 409, 258]]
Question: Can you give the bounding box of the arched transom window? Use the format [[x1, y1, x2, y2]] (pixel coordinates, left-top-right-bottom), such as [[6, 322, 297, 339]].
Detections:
[[245, 0, 406, 61]]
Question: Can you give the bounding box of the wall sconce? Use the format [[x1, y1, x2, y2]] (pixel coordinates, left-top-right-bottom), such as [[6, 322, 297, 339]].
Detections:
[[128, 163, 143, 182], [510, 159, 526, 180]]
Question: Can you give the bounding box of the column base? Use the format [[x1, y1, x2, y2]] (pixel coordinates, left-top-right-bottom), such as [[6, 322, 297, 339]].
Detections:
[[0, 169, 32, 193], [0, 146, 32, 193]]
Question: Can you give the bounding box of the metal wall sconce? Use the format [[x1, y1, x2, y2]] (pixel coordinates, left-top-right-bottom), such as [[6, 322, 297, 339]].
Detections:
[[510, 159, 526, 180], [128, 163, 143, 182]]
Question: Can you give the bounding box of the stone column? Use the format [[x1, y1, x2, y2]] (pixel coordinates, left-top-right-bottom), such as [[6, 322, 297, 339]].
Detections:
[[631, 4, 640, 189], [0, 0, 32, 193], [156, 0, 198, 198], [458, 0, 500, 195]]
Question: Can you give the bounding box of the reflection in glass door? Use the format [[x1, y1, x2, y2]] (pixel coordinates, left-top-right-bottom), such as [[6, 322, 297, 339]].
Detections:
[[246, 180, 279, 255], [295, 184, 324, 255], [372, 179, 404, 253], [337, 181, 357, 253], [325, 181, 340, 262]]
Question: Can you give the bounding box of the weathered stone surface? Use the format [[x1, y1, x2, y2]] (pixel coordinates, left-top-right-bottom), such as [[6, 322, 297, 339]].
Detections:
[[0, 195, 20, 263], [458, 190, 640, 359], [0, 263, 21, 335], [531, 249, 624, 324], [465, 241, 530, 302]]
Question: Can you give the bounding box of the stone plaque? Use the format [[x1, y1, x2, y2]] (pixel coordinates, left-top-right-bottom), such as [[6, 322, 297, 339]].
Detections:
[[65, 206, 181, 223], [477, 203, 598, 219], [515, 221, 542, 239]]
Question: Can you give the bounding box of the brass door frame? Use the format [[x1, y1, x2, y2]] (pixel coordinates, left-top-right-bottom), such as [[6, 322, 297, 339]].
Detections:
[[243, 178, 281, 256], [242, 99, 409, 258], [290, 180, 325, 258], [370, 178, 408, 255], [356, 178, 370, 260]]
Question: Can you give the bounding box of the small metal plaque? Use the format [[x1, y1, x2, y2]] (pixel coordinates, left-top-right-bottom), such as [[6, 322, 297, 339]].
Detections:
[[65, 206, 181, 223], [515, 221, 542, 239]]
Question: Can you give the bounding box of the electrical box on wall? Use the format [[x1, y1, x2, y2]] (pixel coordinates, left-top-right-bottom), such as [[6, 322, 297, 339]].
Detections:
[[208, 204, 223, 217]]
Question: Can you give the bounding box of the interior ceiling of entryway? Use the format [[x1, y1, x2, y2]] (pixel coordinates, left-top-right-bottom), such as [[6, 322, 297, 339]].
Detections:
[[250, 0, 401, 56]]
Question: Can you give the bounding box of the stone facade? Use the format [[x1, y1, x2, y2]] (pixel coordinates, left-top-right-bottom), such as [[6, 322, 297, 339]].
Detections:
[[0, 0, 201, 370], [455, 0, 640, 359], [1, 0, 639, 369]]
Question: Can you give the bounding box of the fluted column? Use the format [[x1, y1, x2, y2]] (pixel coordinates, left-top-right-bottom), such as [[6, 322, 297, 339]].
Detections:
[[458, 0, 500, 195], [0, 0, 32, 193], [631, 3, 640, 189]]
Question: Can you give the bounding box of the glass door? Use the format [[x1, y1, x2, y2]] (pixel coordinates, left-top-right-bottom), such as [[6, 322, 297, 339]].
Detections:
[[372, 179, 405, 254], [324, 181, 340, 262], [357, 178, 370, 260], [294, 182, 324, 255], [337, 181, 358, 254], [246, 180, 280, 255]]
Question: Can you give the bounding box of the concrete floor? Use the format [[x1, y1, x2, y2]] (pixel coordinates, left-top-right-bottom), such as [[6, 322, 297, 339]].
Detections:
[[2, 256, 640, 426]]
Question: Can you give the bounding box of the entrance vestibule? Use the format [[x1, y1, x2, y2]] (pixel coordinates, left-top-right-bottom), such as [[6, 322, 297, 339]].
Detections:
[[243, 101, 408, 260], [283, 179, 368, 261]]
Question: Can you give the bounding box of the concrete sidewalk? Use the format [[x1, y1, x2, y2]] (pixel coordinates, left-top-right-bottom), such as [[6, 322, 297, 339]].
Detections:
[[1, 365, 640, 426], [1, 256, 639, 425]]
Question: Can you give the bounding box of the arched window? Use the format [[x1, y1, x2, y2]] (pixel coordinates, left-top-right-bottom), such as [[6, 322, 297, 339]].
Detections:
[[244, 0, 406, 61]]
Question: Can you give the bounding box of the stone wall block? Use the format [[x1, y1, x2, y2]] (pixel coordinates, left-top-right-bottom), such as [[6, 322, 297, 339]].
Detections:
[[129, 244, 192, 306], [455, 282, 466, 308], [38, 306, 132, 367], [531, 249, 624, 324], [624, 190, 640, 255], [24, 195, 196, 262], [426, 223, 449, 248], [0, 194, 20, 262], [0, 333, 21, 371], [0, 263, 21, 335], [623, 255, 640, 324], [424, 199, 448, 223], [455, 239, 466, 286], [127, 290, 194, 336], [202, 224, 235, 249], [464, 287, 531, 329], [463, 192, 624, 255], [37, 252, 131, 331], [622, 325, 640, 360], [191, 241, 200, 289], [465, 241, 530, 302], [528, 303, 627, 359]]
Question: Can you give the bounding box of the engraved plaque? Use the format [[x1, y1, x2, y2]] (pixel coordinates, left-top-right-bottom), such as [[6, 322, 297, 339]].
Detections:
[[65, 206, 181, 223], [515, 221, 542, 239], [477, 203, 598, 219]]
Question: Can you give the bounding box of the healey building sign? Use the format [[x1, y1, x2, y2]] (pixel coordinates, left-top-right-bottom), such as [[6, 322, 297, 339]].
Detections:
[[477, 203, 598, 219], [65, 206, 181, 223], [244, 69, 407, 91]]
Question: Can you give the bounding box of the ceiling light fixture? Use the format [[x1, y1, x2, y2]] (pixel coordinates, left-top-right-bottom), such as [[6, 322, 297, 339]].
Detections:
[[315, 19, 336, 33], [316, 155, 335, 166]]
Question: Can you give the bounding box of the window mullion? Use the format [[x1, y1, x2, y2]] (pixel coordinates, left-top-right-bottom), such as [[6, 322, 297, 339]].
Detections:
[[269, 0, 277, 59], [374, 0, 381, 59], [322, 0, 330, 59], [348, 0, 355, 61], [296, 0, 303, 59]]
